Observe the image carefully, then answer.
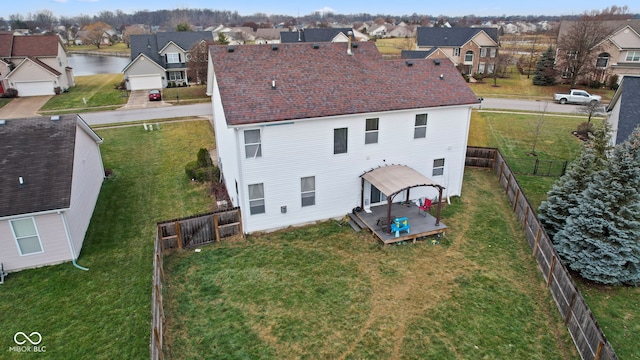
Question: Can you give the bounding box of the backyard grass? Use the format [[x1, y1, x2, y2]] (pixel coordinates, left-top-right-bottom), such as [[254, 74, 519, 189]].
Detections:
[[67, 42, 130, 55], [0, 120, 215, 359], [163, 168, 577, 359]]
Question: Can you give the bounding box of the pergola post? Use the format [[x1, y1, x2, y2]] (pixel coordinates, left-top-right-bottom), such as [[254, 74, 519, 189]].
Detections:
[[435, 186, 443, 226], [360, 178, 365, 210], [386, 196, 393, 234]]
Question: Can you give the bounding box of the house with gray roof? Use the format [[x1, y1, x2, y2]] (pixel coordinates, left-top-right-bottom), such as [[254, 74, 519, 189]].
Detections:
[[413, 27, 500, 75], [207, 42, 479, 233], [123, 31, 213, 91], [0, 115, 104, 272], [607, 75, 640, 145], [280, 28, 356, 43]]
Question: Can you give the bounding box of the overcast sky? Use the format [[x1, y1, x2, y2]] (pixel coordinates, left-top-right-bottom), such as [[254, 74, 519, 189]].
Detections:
[[6, 0, 637, 19]]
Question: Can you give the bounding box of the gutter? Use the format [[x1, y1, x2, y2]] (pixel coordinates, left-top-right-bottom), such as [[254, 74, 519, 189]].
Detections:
[[59, 211, 89, 271]]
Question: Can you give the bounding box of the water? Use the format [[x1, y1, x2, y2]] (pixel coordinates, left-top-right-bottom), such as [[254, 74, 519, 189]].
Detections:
[[67, 54, 130, 76]]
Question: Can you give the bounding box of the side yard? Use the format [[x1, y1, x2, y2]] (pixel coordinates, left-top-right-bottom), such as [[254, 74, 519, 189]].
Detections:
[[0, 120, 215, 358]]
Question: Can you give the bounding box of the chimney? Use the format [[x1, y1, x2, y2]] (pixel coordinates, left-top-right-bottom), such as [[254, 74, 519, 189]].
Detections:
[[347, 31, 353, 55]]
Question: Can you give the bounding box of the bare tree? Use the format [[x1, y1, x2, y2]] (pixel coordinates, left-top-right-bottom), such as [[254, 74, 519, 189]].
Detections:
[[81, 21, 113, 49], [575, 101, 605, 125], [187, 40, 214, 85], [530, 102, 549, 156], [491, 53, 514, 87]]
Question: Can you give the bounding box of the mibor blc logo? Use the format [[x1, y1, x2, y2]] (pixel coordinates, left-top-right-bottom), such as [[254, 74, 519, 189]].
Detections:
[[8, 332, 46, 353]]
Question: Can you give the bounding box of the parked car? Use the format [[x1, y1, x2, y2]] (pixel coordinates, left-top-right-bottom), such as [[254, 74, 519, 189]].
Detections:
[[553, 89, 601, 105], [148, 89, 162, 101]]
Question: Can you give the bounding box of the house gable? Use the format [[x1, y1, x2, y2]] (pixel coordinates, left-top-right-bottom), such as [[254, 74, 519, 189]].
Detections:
[[416, 27, 499, 49], [608, 25, 640, 49], [122, 53, 166, 75]]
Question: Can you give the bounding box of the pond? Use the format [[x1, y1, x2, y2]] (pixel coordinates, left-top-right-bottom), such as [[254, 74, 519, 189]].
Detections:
[[68, 54, 130, 76]]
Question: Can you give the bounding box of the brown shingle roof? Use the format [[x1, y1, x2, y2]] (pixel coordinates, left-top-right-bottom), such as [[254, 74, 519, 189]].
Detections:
[[0, 115, 78, 217], [0, 34, 61, 57], [210, 42, 479, 126]]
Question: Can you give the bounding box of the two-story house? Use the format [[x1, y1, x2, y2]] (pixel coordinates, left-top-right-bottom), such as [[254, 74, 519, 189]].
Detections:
[[207, 42, 480, 233], [607, 75, 640, 145], [412, 27, 500, 76], [123, 31, 214, 91], [0, 34, 75, 96], [556, 20, 640, 85]]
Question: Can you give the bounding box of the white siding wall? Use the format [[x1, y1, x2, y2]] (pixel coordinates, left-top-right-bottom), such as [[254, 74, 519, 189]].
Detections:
[[0, 213, 71, 272], [64, 124, 104, 258], [227, 106, 472, 233], [212, 75, 242, 207]]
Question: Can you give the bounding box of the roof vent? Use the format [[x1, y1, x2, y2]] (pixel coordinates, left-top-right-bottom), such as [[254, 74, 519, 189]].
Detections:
[[433, 59, 441, 65], [406, 60, 413, 67], [312, 43, 320, 49], [51, 116, 60, 121], [352, 43, 359, 48], [272, 45, 278, 51], [227, 46, 235, 53]]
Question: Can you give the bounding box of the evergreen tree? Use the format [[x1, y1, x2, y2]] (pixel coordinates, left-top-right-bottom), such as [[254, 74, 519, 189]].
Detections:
[[532, 46, 557, 86], [538, 122, 611, 238], [554, 127, 640, 285]]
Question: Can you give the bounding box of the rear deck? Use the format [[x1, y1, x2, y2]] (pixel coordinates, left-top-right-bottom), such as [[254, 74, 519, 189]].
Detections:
[[353, 202, 447, 244]]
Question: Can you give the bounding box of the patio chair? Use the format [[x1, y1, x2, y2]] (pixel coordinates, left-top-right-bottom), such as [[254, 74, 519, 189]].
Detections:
[[418, 198, 432, 217], [390, 217, 410, 237]]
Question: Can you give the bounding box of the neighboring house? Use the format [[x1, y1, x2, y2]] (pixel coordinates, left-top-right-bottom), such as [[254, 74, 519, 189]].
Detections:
[[606, 75, 640, 145], [255, 28, 287, 44], [556, 20, 640, 84], [0, 34, 75, 96], [415, 27, 500, 75], [123, 31, 214, 90], [281, 28, 362, 43], [207, 42, 479, 233], [0, 115, 104, 272]]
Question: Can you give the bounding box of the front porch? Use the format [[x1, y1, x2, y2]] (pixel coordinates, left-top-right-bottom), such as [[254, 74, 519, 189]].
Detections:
[[353, 202, 447, 245]]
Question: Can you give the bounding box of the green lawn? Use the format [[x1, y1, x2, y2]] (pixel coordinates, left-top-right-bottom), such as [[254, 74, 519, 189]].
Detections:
[[0, 98, 11, 109], [163, 168, 576, 359], [0, 120, 215, 359], [39, 74, 128, 113]]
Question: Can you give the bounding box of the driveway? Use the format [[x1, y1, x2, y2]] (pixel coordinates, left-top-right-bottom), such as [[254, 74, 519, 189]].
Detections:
[[0, 96, 53, 119], [119, 90, 172, 110]]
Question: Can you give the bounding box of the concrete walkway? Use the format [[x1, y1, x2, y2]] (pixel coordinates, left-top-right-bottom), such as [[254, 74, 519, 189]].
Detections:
[[0, 96, 53, 119]]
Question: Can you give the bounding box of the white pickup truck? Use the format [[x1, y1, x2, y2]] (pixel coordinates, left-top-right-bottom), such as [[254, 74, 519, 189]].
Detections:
[[553, 89, 602, 105]]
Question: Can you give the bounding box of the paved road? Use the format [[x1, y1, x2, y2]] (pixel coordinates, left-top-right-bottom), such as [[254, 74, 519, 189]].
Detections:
[[81, 102, 212, 125], [480, 98, 604, 114], [78, 98, 599, 126]]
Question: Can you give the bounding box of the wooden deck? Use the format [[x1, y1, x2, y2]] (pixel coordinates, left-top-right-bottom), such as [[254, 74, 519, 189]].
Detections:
[[353, 202, 447, 244]]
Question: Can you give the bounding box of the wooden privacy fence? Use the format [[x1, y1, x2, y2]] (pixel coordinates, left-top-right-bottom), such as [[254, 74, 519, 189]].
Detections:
[[157, 207, 243, 251], [151, 207, 243, 359], [465, 146, 568, 176], [466, 146, 618, 360]]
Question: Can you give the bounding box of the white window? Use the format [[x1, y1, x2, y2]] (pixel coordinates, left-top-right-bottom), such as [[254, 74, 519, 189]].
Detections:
[[414, 114, 427, 139], [244, 129, 262, 158], [478, 63, 486, 73], [626, 51, 640, 62], [168, 72, 183, 81], [166, 53, 180, 63], [433, 158, 445, 176], [480, 48, 487, 57], [10, 218, 43, 255], [487, 63, 495, 74], [490, 48, 496, 58], [301, 176, 315, 207], [334, 128, 348, 154], [453, 48, 460, 57], [248, 183, 265, 215], [464, 51, 474, 63], [365, 118, 379, 144]]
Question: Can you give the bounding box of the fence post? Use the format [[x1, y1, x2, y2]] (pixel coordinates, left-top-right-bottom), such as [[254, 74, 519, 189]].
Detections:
[[175, 222, 182, 250], [595, 341, 604, 360], [513, 188, 520, 211], [533, 228, 541, 256], [533, 158, 540, 175], [214, 214, 220, 242], [565, 292, 577, 325], [522, 207, 529, 232], [547, 255, 556, 287], [561, 160, 568, 176], [505, 173, 511, 196]]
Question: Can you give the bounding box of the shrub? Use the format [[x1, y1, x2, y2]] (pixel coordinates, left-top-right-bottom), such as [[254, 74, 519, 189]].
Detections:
[[1, 88, 18, 98], [185, 160, 200, 180], [607, 74, 619, 90], [54, 86, 62, 95], [197, 148, 212, 167], [114, 81, 126, 90], [588, 80, 602, 89], [577, 122, 593, 136]]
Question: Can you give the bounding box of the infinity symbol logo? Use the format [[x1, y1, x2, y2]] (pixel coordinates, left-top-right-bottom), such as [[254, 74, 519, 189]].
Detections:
[[13, 332, 42, 345]]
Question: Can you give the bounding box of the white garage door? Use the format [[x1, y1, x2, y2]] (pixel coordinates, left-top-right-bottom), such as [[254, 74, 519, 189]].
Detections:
[[14, 81, 55, 97], [129, 75, 163, 91]]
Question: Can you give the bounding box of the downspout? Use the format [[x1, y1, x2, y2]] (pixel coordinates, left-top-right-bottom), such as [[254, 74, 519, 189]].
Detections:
[[59, 211, 89, 271]]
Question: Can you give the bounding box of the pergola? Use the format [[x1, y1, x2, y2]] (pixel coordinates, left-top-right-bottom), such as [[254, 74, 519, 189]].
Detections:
[[360, 165, 445, 232]]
